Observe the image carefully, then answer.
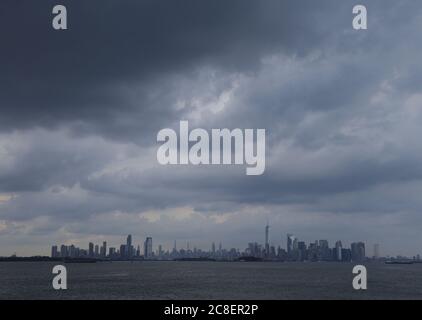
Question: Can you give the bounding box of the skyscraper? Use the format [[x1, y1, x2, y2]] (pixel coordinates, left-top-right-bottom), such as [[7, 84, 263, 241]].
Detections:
[[120, 244, 126, 258], [265, 222, 270, 256], [335, 241, 342, 261], [318, 240, 330, 261], [69, 244, 76, 258], [101, 241, 107, 257], [351, 242, 366, 261], [51, 245, 58, 258], [373, 244, 380, 259], [297, 241, 307, 261], [341, 248, 352, 262], [144, 237, 153, 259], [88, 242, 94, 257], [126, 234, 132, 258], [287, 234, 295, 254], [60, 244, 68, 257]]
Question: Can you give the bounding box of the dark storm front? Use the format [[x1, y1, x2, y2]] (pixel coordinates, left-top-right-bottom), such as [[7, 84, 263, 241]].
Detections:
[[1, 261, 422, 299]]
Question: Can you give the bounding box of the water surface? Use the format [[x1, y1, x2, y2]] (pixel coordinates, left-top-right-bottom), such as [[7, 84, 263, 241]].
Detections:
[[0, 261, 421, 299]]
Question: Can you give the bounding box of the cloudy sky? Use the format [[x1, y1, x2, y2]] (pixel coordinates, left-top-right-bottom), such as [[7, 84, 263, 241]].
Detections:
[[1, 0, 422, 256]]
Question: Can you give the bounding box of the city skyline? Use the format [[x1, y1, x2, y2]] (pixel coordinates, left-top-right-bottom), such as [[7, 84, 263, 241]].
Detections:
[[49, 231, 372, 262], [0, 219, 415, 258], [18, 223, 417, 260], [48, 227, 421, 262]]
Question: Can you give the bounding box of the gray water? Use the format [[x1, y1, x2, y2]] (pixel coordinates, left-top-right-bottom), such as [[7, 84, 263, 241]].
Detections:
[[0, 261, 421, 299]]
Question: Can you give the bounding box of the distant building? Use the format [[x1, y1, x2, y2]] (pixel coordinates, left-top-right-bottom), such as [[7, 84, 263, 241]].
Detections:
[[126, 235, 133, 258], [341, 248, 352, 262], [144, 237, 153, 259], [173, 240, 177, 254], [287, 234, 295, 255], [51, 245, 58, 258], [269, 245, 276, 258], [69, 244, 76, 258], [120, 244, 126, 258], [308, 242, 318, 261], [297, 241, 307, 261], [335, 241, 342, 261], [265, 223, 270, 256], [248, 242, 262, 258], [373, 244, 380, 259], [88, 242, 94, 257], [351, 242, 365, 261], [318, 240, 331, 261], [60, 244, 68, 257], [101, 241, 107, 257]]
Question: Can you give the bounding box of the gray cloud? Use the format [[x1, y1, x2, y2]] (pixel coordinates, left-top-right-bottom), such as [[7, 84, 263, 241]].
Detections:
[[1, 0, 422, 256]]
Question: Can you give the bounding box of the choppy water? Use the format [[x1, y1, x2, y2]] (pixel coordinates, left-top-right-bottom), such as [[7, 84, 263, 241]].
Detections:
[[0, 261, 421, 299]]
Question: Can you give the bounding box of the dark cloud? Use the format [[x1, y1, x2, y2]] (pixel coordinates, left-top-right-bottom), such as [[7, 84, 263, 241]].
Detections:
[[0, 0, 336, 135], [0, 0, 422, 256]]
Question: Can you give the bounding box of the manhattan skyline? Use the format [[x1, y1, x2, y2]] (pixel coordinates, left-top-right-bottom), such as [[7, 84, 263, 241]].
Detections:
[[0, 215, 415, 257], [3, 222, 412, 259]]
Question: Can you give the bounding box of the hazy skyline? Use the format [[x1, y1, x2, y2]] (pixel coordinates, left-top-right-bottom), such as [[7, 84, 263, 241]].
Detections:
[[1, 0, 422, 257]]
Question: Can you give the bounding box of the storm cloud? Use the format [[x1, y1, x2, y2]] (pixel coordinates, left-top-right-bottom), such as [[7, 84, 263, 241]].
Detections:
[[1, 0, 422, 256]]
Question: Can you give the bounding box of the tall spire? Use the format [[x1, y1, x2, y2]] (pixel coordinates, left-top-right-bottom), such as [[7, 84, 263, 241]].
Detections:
[[265, 219, 270, 257]]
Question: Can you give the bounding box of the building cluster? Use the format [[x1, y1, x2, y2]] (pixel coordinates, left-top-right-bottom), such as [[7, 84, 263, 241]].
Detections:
[[51, 235, 154, 260], [51, 225, 369, 262], [246, 234, 366, 262]]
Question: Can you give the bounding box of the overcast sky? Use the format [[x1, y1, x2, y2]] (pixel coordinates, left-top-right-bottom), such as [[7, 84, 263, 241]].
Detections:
[[1, 0, 422, 256]]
